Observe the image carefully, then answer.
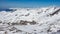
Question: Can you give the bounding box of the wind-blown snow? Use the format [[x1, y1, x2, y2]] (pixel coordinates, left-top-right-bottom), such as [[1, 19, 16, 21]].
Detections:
[[0, 7, 60, 34]]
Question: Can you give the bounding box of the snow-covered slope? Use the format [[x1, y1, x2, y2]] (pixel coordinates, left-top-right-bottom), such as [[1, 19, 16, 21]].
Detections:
[[0, 7, 60, 34]]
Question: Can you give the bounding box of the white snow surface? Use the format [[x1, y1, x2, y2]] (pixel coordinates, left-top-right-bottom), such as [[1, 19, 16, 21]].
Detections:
[[0, 7, 60, 34]]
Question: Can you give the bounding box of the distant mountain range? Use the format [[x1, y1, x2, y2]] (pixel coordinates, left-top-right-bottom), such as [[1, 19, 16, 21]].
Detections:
[[0, 8, 16, 11]]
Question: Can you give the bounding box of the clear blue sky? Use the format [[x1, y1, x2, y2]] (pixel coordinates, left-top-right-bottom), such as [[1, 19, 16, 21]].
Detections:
[[0, 0, 60, 8]]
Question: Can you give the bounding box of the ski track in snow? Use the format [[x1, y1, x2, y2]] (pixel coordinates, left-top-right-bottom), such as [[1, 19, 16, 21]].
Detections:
[[0, 7, 60, 34]]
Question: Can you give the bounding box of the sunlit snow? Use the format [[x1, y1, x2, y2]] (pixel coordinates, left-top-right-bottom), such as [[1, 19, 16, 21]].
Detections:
[[0, 7, 60, 34]]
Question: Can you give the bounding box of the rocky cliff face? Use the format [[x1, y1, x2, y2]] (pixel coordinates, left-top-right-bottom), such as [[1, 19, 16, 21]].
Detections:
[[0, 7, 60, 34]]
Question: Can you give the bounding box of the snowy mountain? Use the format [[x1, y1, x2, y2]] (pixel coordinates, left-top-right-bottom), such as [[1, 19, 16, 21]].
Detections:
[[0, 7, 60, 34]]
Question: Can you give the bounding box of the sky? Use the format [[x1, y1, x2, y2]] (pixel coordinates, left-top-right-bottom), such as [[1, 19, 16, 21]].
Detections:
[[0, 0, 60, 8]]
